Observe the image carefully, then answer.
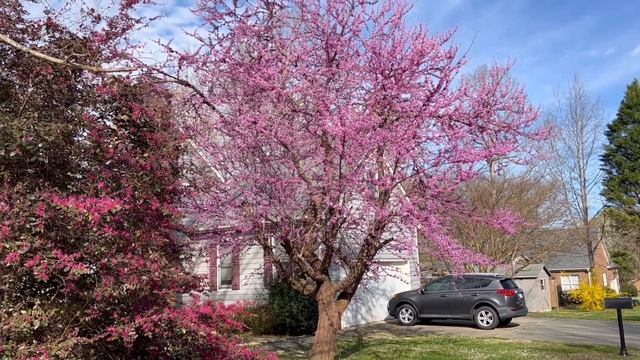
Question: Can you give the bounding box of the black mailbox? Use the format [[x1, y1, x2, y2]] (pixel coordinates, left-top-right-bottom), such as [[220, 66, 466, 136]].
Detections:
[[606, 297, 634, 356], [605, 297, 634, 310]]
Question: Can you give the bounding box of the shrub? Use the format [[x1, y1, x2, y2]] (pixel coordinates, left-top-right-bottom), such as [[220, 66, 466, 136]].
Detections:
[[569, 281, 618, 312], [1, 299, 274, 359], [621, 283, 639, 297], [245, 304, 276, 335], [0, 4, 274, 358], [247, 280, 318, 336], [110, 300, 274, 360]]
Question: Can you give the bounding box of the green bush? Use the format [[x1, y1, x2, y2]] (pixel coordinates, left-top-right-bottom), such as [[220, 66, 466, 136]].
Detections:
[[621, 283, 639, 297], [247, 280, 318, 336]]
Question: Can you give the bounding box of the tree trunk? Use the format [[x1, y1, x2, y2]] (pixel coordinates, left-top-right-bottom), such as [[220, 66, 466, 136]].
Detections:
[[309, 282, 347, 360]]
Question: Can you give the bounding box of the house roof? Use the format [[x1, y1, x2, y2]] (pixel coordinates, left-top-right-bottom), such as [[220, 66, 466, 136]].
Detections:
[[544, 240, 616, 271], [545, 248, 591, 271], [513, 263, 550, 279]]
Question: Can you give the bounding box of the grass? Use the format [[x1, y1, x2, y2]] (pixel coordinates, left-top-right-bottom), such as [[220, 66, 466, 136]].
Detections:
[[530, 306, 640, 322], [264, 333, 638, 360]]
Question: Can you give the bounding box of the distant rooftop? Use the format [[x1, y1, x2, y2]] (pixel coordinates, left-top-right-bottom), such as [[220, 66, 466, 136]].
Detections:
[[544, 241, 615, 271]]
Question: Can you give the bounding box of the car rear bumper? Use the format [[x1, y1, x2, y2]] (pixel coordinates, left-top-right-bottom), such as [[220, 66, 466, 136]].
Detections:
[[497, 306, 528, 319]]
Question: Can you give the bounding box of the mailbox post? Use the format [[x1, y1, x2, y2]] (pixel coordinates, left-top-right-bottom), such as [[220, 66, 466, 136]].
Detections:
[[605, 297, 634, 357]]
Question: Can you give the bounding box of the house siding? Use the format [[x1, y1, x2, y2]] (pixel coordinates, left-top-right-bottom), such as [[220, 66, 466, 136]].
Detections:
[[513, 265, 552, 312], [516, 278, 549, 312], [186, 244, 267, 304], [185, 237, 420, 328]]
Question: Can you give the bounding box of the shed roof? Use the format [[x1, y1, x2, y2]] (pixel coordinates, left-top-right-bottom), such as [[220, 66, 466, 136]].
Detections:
[[513, 263, 551, 279]]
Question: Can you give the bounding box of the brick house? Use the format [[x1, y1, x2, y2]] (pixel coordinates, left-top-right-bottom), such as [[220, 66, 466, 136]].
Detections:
[[544, 239, 619, 308]]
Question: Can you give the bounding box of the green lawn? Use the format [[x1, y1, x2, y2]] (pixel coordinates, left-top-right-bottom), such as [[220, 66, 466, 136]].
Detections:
[[268, 334, 638, 360], [530, 307, 640, 322]]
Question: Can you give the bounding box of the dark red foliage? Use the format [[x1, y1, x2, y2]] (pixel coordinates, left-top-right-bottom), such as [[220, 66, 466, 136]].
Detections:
[[0, 1, 271, 358]]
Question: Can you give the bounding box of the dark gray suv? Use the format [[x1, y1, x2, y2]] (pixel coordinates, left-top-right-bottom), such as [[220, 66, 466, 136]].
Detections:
[[387, 274, 527, 329]]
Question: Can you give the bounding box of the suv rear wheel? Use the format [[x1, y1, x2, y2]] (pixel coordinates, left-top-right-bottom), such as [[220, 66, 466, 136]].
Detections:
[[396, 304, 417, 326], [474, 306, 499, 330]]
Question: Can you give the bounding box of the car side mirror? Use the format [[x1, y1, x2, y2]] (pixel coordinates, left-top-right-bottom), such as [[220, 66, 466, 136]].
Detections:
[[418, 288, 425, 295]]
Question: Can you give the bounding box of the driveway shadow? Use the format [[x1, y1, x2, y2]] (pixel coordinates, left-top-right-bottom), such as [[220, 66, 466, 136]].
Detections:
[[380, 318, 521, 329]]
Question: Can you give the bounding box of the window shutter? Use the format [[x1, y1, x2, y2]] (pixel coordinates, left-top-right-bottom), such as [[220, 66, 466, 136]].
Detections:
[[263, 250, 273, 286], [209, 244, 217, 292], [231, 247, 240, 290]]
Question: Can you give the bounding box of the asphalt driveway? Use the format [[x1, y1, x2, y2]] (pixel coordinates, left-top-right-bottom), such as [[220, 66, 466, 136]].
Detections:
[[350, 316, 640, 347]]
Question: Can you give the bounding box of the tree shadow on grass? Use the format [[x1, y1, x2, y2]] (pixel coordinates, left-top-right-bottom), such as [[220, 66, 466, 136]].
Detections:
[[256, 335, 313, 359], [336, 334, 366, 359]]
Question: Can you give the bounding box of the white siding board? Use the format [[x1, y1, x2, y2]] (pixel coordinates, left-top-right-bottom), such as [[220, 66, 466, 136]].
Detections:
[[185, 225, 421, 328]]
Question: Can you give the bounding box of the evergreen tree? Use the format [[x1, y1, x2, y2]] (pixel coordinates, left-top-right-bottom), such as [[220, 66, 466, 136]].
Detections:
[[602, 80, 640, 246]]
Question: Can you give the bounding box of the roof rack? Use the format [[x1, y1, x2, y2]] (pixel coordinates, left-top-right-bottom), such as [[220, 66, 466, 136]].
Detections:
[[463, 273, 506, 277]]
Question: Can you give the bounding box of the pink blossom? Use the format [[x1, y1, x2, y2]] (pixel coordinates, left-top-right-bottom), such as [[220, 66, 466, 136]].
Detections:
[[25, 255, 41, 268], [173, 0, 543, 281], [3, 252, 20, 265]]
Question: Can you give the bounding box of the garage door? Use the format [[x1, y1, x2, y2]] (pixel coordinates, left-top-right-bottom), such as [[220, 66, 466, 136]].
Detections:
[[341, 261, 412, 328]]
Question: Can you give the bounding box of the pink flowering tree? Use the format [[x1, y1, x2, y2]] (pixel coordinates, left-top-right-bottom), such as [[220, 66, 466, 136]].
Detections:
[[165, 0, 544, 358]]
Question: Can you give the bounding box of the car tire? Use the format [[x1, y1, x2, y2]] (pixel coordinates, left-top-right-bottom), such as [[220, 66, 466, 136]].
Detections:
[[499, 318, 512, 327], [474, 306, 499, 330], [396, 304, 418, 326]]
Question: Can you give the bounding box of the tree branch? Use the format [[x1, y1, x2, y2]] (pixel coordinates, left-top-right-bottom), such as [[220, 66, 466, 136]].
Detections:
[[0, 33, 136, 73]]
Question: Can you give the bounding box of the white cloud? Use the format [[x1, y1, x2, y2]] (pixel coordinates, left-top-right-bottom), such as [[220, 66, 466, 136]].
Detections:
[[587, 47, 616, 57], [631, 45, 640, 56]]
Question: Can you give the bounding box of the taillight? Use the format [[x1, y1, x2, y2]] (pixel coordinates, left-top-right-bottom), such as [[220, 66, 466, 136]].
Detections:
[[496, 289, 517, 297]]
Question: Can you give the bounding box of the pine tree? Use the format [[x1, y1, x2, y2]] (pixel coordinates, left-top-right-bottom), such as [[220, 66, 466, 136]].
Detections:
[[601, 80, 640, 245]]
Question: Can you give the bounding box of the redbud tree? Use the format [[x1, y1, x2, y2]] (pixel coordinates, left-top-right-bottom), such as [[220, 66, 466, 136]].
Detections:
[[169, 0, 543, 358]]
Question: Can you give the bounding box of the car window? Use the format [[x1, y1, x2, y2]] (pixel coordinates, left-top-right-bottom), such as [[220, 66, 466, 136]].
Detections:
[[452, 277, 492, 290], [425, 276, 451, 292], [451, 276, 467, 290], [500, 279, 519, 289]]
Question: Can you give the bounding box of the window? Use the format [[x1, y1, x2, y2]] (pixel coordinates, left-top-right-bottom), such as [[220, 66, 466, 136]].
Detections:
[[539, 279, 545, 290], [500, 279, 519, 290], [424, 276, 451, 292], [560, 275, 580, 292], [219, 250, 232, 289], [453, 277, 492, 290]]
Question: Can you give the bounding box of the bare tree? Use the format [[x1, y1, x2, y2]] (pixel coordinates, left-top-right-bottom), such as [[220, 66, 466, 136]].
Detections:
[[547, 75, 604, 268], [420, 67, 566, 275], [450, 165, 570, 274]]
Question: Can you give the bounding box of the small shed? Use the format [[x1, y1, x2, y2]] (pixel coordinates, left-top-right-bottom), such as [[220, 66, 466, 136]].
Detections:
[[513, 263, 552, 312]]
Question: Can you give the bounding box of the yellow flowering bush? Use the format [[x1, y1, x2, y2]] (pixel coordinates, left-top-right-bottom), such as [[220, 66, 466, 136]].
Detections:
[[569, 280, 618, 311]]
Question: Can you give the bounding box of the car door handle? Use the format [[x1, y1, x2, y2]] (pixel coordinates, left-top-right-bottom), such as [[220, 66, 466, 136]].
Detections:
[[470, 293, 479, 296], [440, 294, 448, 297]]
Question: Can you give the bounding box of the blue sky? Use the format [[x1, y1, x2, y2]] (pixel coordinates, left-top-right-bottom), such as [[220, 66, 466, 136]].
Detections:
[[137, 0, 640, 118], [406, 0, 640, 215], [408, 0, 640, 119]]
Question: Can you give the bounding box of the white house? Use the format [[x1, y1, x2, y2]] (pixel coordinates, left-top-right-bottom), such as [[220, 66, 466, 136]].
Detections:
[[186, 238, 421, 328]]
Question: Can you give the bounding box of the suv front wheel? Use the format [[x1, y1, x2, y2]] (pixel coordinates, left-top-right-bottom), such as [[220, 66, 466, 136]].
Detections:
[[474, 306, 499, 330], [396, 304, 418, 326]]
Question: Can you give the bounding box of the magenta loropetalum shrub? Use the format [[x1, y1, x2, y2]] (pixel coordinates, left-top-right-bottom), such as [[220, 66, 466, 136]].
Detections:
[[105, 300, 274, 360], [0, 1, 273, 358]]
